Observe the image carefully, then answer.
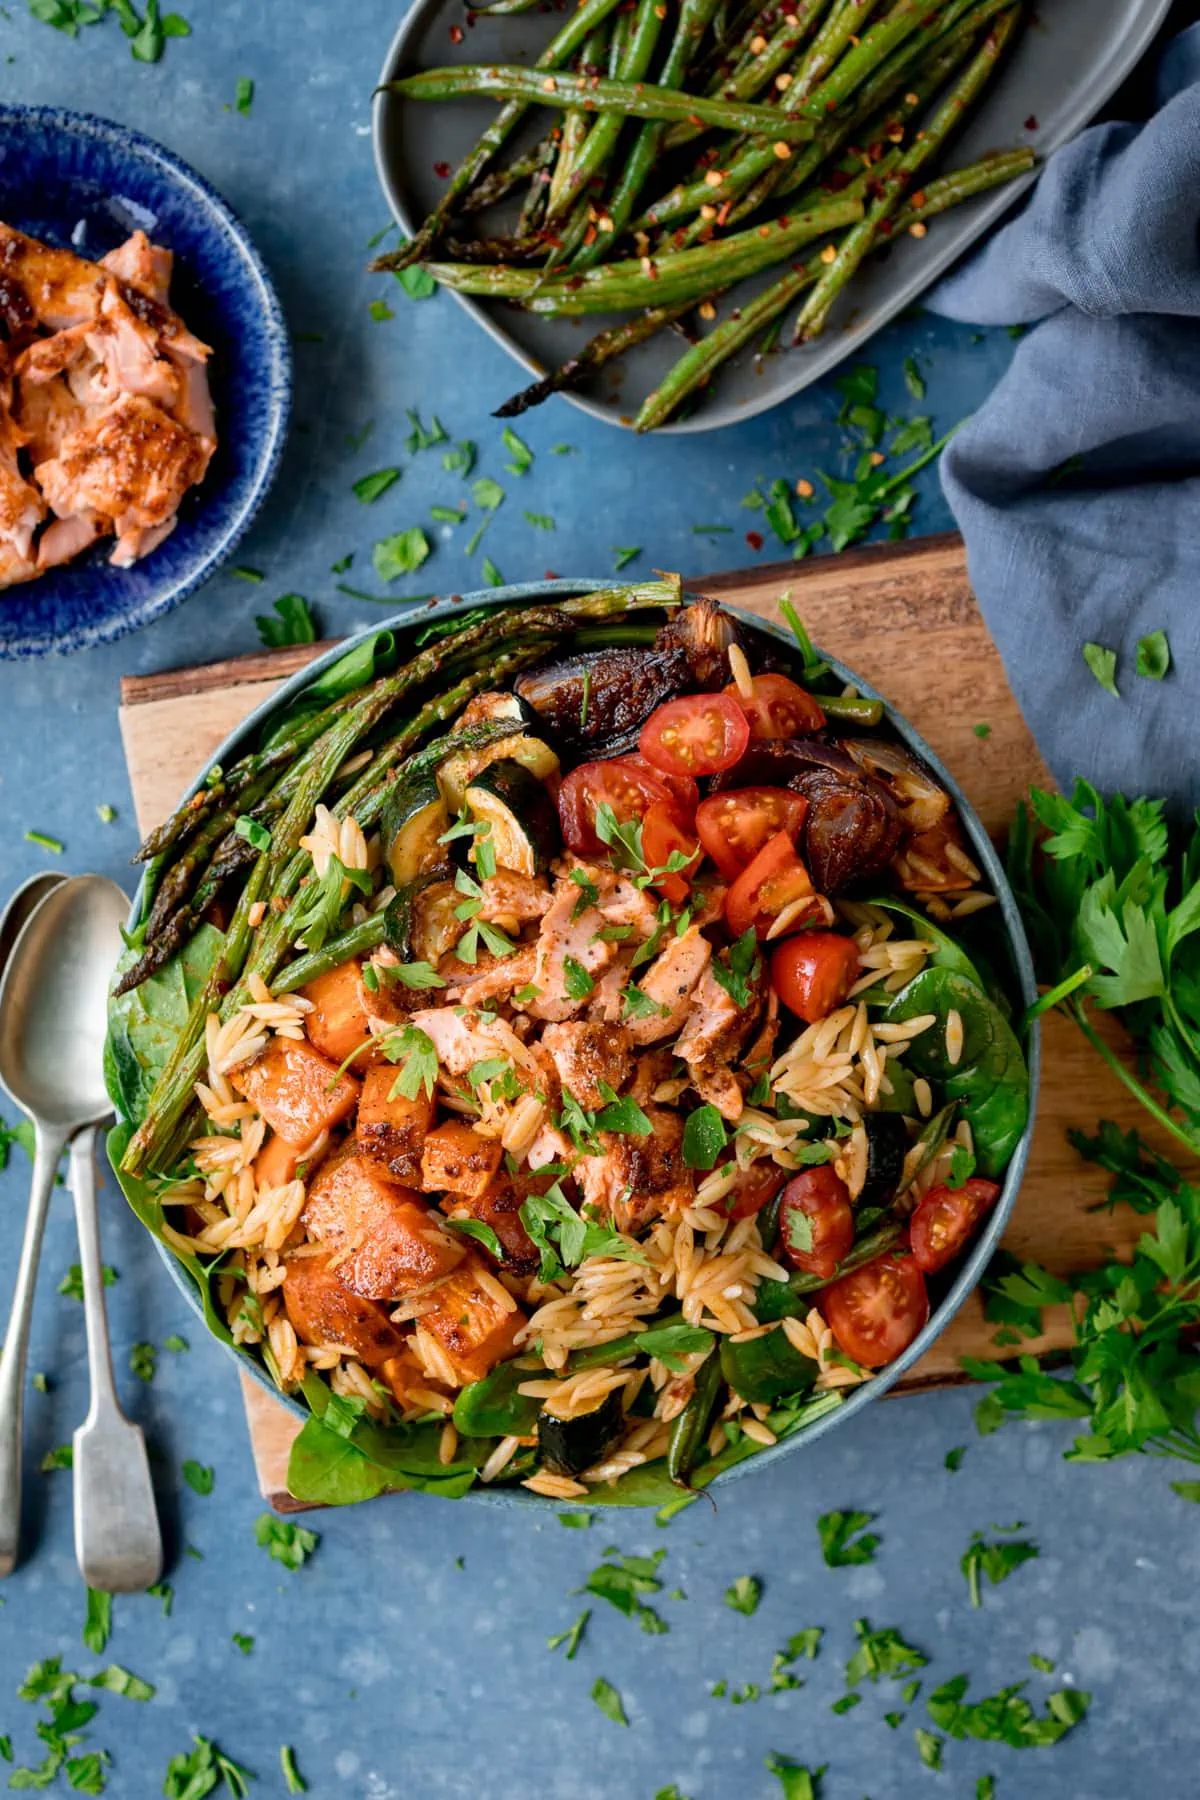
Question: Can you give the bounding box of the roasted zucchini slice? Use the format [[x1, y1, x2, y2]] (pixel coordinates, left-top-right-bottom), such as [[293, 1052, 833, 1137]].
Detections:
[[537, 1387, 624, 1477], [382, 773, 450, 888], [464, 758, 560, 877], [438, 692, 559, 812]]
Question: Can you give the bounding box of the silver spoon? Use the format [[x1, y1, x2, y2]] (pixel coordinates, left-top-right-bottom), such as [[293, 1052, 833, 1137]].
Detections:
[[0, 875, 161, 1588], [0, 873, 66, 975]]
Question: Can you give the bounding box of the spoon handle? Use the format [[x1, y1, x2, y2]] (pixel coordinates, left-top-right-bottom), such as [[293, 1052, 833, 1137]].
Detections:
[[71, 1126, 122, 1418], [70, 1126, 163, 1593], [0, 1121, 67, 1577]]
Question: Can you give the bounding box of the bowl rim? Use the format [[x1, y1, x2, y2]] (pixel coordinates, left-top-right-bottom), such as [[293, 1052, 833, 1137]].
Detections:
[[369, 0, 1174, 435], [0, 102, 292, 660], [118, 579, 1040, 1510]]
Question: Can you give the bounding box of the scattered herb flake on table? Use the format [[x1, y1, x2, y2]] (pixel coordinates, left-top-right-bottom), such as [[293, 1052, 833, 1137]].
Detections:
[[232, 1634, 254, 1655], [374, 528, 431, 581], [231, 566, 264, 583], [254, 1514, 318, 1570], [903, 355, 926, 399], [612, 545, 642, 571], [558, 1511, 594, 1529], [524, 510, 555, 531], [352, 468, 401, 504], [944, 1445, 966, 1471], [40, 1444, 73, 1472], [766, 1753, 824, 1799], [281, 1744, 307, 1793], [368, 298, 394, 322], [147, 1582, 173, 1617], [927, 1671, 1090, 1747], [914, 1727, 944, 1769], [546, 1608, 590, 1658], [817, 1509, 880, 1566], [235, 76, 254, 114], [591, 1677, 628, 1726], [406, 409, 447, 451], [443, 441, 476, 475], [256, 593, 316, 648], [961, 1531, 1039, 1608], [163, 1736, 255, 1799], [24, 829, 63, 853], [482, 557, 504, 587], [724, 1575, 762, 1616], [59, 1263, 116, 1301], [1136, 628, 1170, 680], [502, 426, 533, 474], [182, 1460, 214, 1496], [130, 1341, 156, 1383], [1082, 641, 1119, 697]]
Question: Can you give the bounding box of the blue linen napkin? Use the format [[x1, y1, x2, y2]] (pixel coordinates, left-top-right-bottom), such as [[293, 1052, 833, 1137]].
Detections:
[[924, 24, 1200, 808]]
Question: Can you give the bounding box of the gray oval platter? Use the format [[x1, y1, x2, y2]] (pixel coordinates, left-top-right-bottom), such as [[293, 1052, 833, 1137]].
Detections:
[[374, 0, 1173, 432]]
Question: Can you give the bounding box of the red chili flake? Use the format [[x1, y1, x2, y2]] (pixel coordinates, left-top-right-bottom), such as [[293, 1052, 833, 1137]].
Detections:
[[1024, 113, 1038, 131], [449, 22, 465, 42], [433, 161, 451, 179], [583, 224, 597, 246], [824, 167, 854, 192], [716, 201, 732, 227], [544, 570, 560, 579], [746, 531, 764, 551], [687, 114, 703, 126]]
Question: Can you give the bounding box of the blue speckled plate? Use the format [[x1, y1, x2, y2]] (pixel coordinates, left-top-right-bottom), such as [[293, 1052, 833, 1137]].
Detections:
[[0, 105, 290, 659], [119, 584, 1040, 1511]]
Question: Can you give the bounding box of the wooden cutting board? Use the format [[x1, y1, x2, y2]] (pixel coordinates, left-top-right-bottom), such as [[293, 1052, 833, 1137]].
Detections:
[[118, 533, 1172, 1510]]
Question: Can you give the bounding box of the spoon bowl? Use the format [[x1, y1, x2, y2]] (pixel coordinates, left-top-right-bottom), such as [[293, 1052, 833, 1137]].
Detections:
[[0, 873, 66, 979], [0, 875, 126, 1128]]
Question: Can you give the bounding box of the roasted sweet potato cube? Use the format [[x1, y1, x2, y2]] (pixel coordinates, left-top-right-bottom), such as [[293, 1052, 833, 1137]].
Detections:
[[379, 1346, 450, 1412], [356, 1066, 435, 1183], [420, 1119, 504, 1200], [254, 1129, 331, 1191], [229, 1036, 359, 1146], [416, 1256, 526, 1386], [302, 1147, 465, 1300], [281, 1251, 406, 1367], [301, 959, 374, 1064], [441, 1178, 541, 1276]]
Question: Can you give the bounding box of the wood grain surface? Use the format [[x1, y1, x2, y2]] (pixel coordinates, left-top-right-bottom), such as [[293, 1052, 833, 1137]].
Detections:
[[118, 533, 1164, 1510]]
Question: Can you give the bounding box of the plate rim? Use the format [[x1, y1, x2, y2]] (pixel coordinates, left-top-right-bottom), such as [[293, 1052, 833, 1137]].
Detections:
[[116, 579, 1041, 1511], [0, 101, 292, 660], [372, 0, 1176, 434]]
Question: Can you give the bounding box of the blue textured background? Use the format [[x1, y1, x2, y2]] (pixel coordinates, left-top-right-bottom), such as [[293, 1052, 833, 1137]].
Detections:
[[1, 3, 1198, 1796]]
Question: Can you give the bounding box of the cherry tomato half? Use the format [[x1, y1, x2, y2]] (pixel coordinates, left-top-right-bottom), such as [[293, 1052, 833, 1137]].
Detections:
[[558, 757, 678, 854], [771, 932, 860, 1023], [725, 831, 821, 939], [615, 754, 699, 827], [695, 787, 809, 882], [725, 672, 826, 740], [779, 1166, 855, 1279], [639, 693, 750, 779], [909, 1178, 1001, 1275], [642, 802, 700, 905], [821, 1249, 929, 1368], [720, 1160, 787, 1223]]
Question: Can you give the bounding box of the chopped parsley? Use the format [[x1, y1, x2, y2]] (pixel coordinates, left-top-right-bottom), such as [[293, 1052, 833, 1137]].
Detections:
[[373, 528, 431, 581], [562, 956, 595, 1001], [382, 1025, 439, 1101], [253, 1514, 319, 1571], [405, 409, 446, 450], [443, 442, 476, 475], [712, 928, 760, 1008], [1136, 628, 1170, 680], [83, 1588, 112, 1655], [352, 467, 401, 504], [927, 1671, 1090, 1746], [24, 829, 63, 853], [444, 1217, 503, 1260], [845, 1618, 929, 1688], [232, 1633, 254, 1655], [163, 1736, 255, 1798], [547, 1609, 590, 1658], [40, 1444, 73, 1472], [1082, 640, 1119, 697], [482, 557, 505, 588], [256, 593, 315, 648], [961, 1530, 1039, 1608], [181, 1460, 214, 1497], [817, 1509, 880, 1567], [724, 1575, 762, 1616], [59, 1263, 117, 1301], [280, 1744, 307, 1793], [622, 982, 669, 1024], [612, 545, 642, 571], [502, 427, 533, 474], [524, 510, 555, 531], [235, 76, 254, 114], [130, 1342, 157, 1383], [944, 1445, 966, 1472], [471, 476, 505, 512], [765, 1754, 823, 1800], [591, 1677, 628, 1726]]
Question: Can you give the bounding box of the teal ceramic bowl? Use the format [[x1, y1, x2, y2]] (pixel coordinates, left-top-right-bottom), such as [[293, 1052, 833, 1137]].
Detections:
[[118, 581, 1040, 1508]]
